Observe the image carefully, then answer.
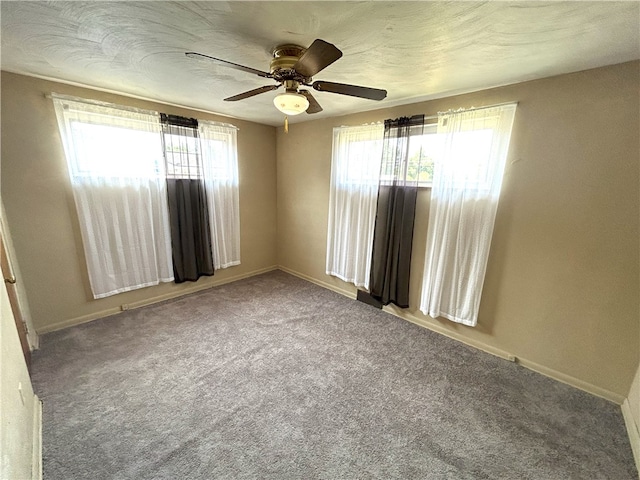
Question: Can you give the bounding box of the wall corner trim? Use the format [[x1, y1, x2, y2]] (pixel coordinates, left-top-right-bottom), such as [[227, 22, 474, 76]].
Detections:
[[621, 398, 640, 473]]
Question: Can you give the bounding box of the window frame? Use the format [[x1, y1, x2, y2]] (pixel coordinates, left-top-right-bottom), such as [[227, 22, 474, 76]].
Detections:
[[378, 122, 439, 188]]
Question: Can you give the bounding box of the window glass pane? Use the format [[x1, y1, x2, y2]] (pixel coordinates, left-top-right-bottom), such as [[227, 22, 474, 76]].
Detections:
[[441, 128, 494, 186], [341, 139, 382, 185], [408, 125, 439, 185], [70, 122, 163, 178], [200, 136, 233, 180], [380, 123, 438, 186], [163, 132, 201, 179]]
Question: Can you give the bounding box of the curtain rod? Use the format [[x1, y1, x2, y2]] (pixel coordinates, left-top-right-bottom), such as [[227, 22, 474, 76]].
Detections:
[[340, 101, 517, 129], [437, 101, 518, 116], [45, 93, 240, 130], [46, 92, 159, 116]]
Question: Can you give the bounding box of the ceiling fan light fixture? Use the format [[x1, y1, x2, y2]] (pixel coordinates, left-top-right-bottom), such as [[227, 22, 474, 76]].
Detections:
[[273, 92, 309, 115]]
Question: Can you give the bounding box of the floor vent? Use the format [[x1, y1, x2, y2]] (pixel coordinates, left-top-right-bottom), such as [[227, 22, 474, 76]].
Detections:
[[356, 290, 383, 309]]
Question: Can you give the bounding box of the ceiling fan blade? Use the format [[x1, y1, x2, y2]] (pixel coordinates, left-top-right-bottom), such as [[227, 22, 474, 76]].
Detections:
[[224, 85, 280, 102], [312, 81, 387, 101], [186, 52, 272, 78], [293, 39, 343, 78], [299, 90, 323, 114]]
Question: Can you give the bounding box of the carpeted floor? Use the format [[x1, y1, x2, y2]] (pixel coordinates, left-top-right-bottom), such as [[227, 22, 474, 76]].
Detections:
[[32, 271, 637, 479]]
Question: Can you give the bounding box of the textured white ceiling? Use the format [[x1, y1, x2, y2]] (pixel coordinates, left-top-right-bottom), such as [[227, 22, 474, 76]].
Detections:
[[1, 1, 639, 126]]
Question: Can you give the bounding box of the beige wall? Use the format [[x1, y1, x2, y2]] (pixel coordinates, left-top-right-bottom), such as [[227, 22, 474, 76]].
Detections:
[[276, 61, 640, 400], [0, 72, 278, 332]]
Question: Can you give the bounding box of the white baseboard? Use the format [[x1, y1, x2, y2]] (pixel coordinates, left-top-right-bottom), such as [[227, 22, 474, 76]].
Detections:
[[37, 266, 278, 334], [122, 265, 278, 310], [280, 266, 625, 405], [621, 398, 640, 474], [391, 309, 624, 404], [515, 356, 625, 405], [37, 306, 124, 334], [396, 309, 516, 362], [32, 396, 42, 480]]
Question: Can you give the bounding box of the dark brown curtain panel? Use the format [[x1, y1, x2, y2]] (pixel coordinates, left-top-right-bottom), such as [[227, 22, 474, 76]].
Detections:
[[161, 114, 214, 283], [369, 115, 425, 307]]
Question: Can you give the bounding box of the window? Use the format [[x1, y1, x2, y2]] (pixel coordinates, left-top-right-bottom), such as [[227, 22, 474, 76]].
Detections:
[[434, 124, 496, 190], [52, 94, 240, 298], [374, 123, 439, 187], [71, 122, 165, 178], [420, 104, 518, 326], [327, 106, 515, 311], [331, 122, 457, 188], [199, 126, 238, 183], [163, 131, 202, 179], [326, 123, 384, 289], [377, 123, 496, 188]]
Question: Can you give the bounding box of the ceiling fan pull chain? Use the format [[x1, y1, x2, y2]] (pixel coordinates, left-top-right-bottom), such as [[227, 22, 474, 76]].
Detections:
[[284, 116, 289, 134]]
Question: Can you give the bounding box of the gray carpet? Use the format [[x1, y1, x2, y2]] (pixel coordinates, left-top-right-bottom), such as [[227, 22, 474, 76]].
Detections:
[[32, 271, 637, 479]]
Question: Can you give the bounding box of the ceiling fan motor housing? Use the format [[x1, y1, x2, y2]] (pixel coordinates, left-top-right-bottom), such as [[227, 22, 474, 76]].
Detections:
[[270, 44, 310, 84]]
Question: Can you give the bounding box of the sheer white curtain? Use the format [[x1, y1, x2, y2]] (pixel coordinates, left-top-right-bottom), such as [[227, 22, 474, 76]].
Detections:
[[326, 123, 384, 289], [199, 121, 240, 269], [420, 104, 517, 326], [52, 95, 174, 298]]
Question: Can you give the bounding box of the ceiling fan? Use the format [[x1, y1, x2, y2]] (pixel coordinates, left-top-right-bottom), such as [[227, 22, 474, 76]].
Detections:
[[186, 39, 387, 116]]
